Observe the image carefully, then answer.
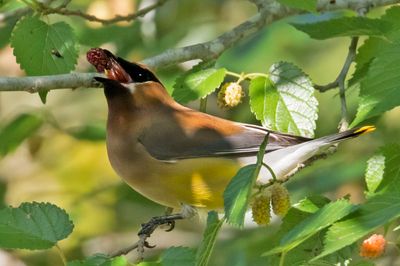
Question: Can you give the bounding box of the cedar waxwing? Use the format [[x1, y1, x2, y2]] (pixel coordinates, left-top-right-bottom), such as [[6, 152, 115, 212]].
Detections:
[[87, 48, 375, 210]]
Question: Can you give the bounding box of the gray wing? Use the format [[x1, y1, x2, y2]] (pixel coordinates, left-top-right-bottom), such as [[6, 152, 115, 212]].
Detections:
[[138, 119, 311, 161]]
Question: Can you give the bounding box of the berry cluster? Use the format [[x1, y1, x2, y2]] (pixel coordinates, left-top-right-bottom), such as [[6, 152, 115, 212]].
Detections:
[[251, 183, 290, 226]]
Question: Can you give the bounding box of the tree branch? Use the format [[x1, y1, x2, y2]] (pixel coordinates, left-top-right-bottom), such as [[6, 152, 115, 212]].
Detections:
[[0, 0, 398, 93], [0, 73, 101, 93], [36, 0, 169, 25]]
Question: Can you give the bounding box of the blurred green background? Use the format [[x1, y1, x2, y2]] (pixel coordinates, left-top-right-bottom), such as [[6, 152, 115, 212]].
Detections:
[[0, 0, 398, 265]]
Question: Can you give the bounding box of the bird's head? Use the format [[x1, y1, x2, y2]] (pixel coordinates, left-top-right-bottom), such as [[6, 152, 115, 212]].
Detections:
[[86, 48, 173, 111], [87, 48, 160, 85]]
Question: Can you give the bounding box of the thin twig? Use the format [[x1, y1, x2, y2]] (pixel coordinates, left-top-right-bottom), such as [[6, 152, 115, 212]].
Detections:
[[338, 37, 359, 131], [37, 0, 169, 25], [110, 239, 140, 257]]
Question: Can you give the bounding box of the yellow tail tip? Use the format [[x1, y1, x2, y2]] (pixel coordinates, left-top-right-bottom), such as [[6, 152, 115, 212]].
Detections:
[[354, 125, 376, 134]]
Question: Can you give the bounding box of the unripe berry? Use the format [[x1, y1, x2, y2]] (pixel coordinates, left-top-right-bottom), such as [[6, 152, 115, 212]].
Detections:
[[270, 183, 290, 217], [217, 82, 244, 108], [251, 195, 271, 225], [360, 234, 386, 259]]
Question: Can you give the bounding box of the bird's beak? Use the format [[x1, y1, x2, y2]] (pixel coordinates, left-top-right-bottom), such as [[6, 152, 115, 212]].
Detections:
[[87, 48, 132, 83]]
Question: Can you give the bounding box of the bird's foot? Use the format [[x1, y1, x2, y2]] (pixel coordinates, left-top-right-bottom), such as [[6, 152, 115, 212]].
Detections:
[[138, 213, 184, 238], [110, 204, 197, 261]]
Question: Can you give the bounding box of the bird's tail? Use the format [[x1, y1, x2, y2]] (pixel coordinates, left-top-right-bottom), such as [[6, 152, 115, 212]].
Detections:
[[316, 125, 376, 144]]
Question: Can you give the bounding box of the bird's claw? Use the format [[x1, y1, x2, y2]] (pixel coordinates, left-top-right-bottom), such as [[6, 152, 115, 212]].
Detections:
[[165, 220, 175, 232]]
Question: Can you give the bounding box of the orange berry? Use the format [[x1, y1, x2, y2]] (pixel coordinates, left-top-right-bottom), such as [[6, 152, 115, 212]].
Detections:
[[270, 183, 290, 217], [251, 195, 271, 225], [360, 234, 386, 259]]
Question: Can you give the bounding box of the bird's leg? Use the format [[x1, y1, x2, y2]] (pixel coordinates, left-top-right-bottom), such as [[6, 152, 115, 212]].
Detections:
[[135, 204, 197, 260]]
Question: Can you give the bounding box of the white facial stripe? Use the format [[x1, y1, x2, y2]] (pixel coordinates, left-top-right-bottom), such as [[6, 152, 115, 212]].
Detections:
[[121, 83, 136, 94]]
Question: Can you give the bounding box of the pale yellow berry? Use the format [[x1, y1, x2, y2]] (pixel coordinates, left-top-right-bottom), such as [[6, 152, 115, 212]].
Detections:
[[251, 195, 271, 225], [270, 183, 290, 217], [217, 82, 244, 108]]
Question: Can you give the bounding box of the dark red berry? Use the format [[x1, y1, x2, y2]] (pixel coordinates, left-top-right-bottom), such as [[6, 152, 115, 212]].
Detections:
[[87, 48, 110, 72]]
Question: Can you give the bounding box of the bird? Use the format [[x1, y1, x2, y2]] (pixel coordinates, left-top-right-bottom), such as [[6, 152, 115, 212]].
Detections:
[[86, 48, 375, 212]]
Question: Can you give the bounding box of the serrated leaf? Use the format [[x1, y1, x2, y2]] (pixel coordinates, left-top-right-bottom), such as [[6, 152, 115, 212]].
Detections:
[[67, 254, 128, 266], [67, 123, 106, 141], [224, 136, 269, 227], [223, 164, 257, 227], [365, 154, 385, 193], [375, 144, 400, 193], [0, 202, 74, 250], [351, 40, 400, 126], [172, 63, 226, 103], [277, 0, 317, 12], [195, 211, 224, 266], [279, 199, 356, 252], [313, 193, 400, 261], [161, 247, 195, 266], [249, 62, 317, 138], [349, 7, 400, 88], [264, 199, 355, 256], [291, 17, 392, 40], [0, 113, 43, 156], [11, 15, 78, 76], [263, 196, 327, 256]]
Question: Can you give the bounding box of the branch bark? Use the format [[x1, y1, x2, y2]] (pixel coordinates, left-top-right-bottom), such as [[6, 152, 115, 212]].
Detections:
[[0, 0, 399, 92], [37, 0, 169, 25]]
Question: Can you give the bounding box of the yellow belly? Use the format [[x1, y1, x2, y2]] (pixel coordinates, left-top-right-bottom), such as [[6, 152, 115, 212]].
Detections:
[[122, 157, 241, 209]]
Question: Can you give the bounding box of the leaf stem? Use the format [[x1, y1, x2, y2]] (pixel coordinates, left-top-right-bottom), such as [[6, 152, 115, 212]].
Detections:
[[226, 71, 269, 82], [279, 251, 287, 266], [200, 97, 208, 113], [262, 162, 277, 182], [55, 244, 67, 266]]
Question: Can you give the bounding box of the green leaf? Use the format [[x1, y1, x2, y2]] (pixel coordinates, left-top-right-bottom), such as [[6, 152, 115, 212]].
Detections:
[[68, 254, 128, 266], [195, 211, 224, 266], [280, 199, 356, 251], [0, 15, 18, 48], [10, 15, 78, 76], [264, 199, 355, 255], [375, 144, 400, 193], [172, 62, 226, 103], [277, 0, 317, 12], [249, 62, 317, 138], [263, 196, 329, 257], [224, 136, 269, 227], [0, 113, 43, 156], [161, 247, 195, 266], [291, 17, 392, 40], [67, 123, 106, 141], [313, 193, 400, 261], [349, 7, 400, 88], [351, 40, 400, 126], [223, 164, 257, 227], [365, 154, 385, 193], [39, 90, 49, 104], [0, 202, 74, 250]]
